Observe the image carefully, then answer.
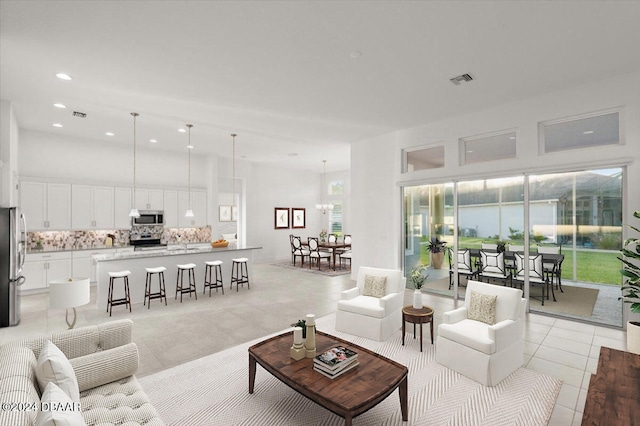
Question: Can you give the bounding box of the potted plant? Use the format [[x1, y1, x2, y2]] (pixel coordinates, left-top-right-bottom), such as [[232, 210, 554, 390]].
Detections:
[[410, 265, 429, 308], [426, 237, 447, 269], [619, 211, 640, 354]]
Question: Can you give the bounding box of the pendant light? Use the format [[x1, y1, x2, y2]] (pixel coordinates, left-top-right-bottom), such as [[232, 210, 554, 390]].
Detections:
[[128, 112, 140, 218], [184, 124, 194, 218], [231, 133, 237, 208], [316, 160, 334, 214]]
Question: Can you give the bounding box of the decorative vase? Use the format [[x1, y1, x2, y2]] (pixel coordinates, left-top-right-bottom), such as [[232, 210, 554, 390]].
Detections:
[[627, 321, 640, 355], [432, 252, 445, 269], [413, 289, 422, 309]]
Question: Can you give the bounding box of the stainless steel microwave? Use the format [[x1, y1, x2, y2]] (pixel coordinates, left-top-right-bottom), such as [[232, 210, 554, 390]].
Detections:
[[132, 210, 164, 226]]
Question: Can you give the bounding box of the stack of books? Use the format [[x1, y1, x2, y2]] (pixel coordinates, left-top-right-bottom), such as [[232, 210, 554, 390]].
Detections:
[[313, 346, 359, 379]]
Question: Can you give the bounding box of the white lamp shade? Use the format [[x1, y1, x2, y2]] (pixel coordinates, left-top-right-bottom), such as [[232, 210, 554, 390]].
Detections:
[[49, 277, 90, 309], [185, 209, 194, 218], [129, 208, 140, 218]]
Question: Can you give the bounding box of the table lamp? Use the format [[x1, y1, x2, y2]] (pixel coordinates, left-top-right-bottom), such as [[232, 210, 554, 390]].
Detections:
[[49, 277, 90, 329]]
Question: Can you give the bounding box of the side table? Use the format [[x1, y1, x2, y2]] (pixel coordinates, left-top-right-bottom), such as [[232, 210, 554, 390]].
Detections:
[[402, 305, 434, 352]]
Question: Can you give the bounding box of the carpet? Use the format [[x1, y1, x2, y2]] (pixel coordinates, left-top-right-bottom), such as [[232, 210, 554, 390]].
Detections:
[[272, 260, 351, 277], [139, 314, 561, 425], [425, 277, 599, 317]]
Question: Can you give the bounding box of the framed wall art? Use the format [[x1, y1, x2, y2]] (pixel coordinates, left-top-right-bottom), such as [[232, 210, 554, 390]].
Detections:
[[274, 207, 290, 229], [291, 208, 306, 229], [219, 205, 232, 222]]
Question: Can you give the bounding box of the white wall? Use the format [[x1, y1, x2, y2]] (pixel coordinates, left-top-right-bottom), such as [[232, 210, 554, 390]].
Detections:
[[0, 100, 19, 207], [18, 130, 209, 189], [352, 73, 640, 290]]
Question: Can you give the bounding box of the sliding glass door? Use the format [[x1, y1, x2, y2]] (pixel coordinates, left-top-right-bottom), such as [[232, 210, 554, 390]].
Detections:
[[402, 167, 623, 327]]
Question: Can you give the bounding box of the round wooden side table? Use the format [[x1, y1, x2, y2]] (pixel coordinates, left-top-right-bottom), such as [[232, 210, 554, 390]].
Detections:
[[402, 305, 434, 352]]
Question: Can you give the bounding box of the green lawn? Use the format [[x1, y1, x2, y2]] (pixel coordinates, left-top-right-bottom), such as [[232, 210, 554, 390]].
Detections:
[[416, 236, 621, 285]]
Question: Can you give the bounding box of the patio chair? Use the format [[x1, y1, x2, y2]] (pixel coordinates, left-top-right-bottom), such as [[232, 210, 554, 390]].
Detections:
[[448, 248, 476, 289], [478, 250, 511, 286], [537, 245, 563, 292], [513, 253, 556, 305], [505, 244, 524, 275]]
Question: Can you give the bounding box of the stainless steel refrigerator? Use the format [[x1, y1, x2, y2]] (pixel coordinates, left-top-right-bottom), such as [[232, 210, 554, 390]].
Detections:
[[0, 207, 27, 327]]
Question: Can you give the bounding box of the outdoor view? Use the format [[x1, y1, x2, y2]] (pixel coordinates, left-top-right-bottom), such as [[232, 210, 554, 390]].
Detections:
[[403, 167, 623, 327]]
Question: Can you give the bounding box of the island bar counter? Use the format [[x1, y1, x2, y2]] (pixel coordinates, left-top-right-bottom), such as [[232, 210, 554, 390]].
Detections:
[[94, 245, 262, 308]]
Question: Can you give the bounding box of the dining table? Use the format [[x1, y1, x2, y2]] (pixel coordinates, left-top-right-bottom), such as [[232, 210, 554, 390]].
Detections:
[[302, 240, 351, 270], [467, 249, 565, 292]]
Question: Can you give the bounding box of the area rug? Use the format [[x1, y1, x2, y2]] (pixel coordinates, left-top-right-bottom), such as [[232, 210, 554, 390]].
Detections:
[[139, 314, 561, 425], [272, 260, 351, 277], [425, 278, 599, 317]]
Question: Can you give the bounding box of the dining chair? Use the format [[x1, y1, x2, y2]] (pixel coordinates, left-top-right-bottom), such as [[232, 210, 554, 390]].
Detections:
[[478, 250, 511, 286], [505, 244, 525, 275], [448, 248, 475, 289], [537, 245, 563, 292], [291, 236, 310, 267], [513, 253, 555, 305], [308, 237, 331, 270]]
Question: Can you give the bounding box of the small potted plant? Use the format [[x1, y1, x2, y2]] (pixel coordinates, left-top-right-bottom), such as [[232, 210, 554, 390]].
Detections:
[[410, 265, 429, 308], [319, 229, 328, 243], [619, 211, 640, 354], [426, 237, 447, 269], [290, 319, 315, 338]]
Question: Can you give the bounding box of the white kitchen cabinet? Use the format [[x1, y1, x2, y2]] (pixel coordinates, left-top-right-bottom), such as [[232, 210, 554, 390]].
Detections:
[[73, 249, 119, 282], [114, 187, 132, 229], [22, 252, 72, 292], [163, 190, 178, 228], [135, 188, 164, 211], [179, 190, 206, 228], [71, 185, 114, 230], [20, 182, 71, 230]]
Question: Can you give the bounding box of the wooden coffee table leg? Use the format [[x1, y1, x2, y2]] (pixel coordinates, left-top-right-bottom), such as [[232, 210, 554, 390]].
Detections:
[[430, 316, 434, 344], [399, 376, 408, 421], [402, 314, 406, 346], [419, 321, 423, 352], [344, 414, 352, 426], [249, 354, 256, 393]]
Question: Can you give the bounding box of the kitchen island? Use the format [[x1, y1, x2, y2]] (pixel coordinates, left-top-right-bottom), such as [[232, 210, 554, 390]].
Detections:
[[94, 244, 262, 308]]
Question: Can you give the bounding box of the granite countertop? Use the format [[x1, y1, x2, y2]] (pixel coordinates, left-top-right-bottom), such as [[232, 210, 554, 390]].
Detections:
[[27, 245, 133, 254], [93, 244, 262, 262]]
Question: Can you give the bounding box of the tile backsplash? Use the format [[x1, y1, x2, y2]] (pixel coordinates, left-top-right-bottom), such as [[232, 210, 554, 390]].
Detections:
[[28, 226, 211, 250]]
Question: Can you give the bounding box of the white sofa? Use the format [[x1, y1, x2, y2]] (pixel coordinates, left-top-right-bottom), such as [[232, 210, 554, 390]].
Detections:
[[436, 280, 526, 386], [0, 320, 163, 425], [335, 267, 405, 341]]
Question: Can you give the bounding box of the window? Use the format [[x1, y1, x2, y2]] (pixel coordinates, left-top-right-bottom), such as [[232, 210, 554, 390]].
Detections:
[[329, 180, 344, 195], [460, 131, 517, 165], [329, 202, 343, 235], [540, 111, 620, 154], [402, 145, 445, 173]]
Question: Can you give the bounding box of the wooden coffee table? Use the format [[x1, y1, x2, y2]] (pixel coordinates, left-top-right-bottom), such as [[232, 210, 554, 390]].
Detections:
[[249, 330, 408, 426], [402, 305, 434, 352]]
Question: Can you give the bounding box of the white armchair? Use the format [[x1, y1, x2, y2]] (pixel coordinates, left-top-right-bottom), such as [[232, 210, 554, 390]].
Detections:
[[435, 280, 526, 386], [335, 267, 405, 341]]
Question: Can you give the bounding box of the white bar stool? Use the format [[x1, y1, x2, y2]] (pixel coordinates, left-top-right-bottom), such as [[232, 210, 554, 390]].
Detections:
[[107, 270, 132, 316], [144, 266, 167, 308], [230, 258, 250, 291], [176, 263, 197, 302], [203, 260, 224, 296]]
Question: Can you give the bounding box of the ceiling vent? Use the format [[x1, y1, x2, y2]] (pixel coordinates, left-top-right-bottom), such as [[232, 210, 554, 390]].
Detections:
[[449, 73, 474, 86], [72, 111, 87, 118]]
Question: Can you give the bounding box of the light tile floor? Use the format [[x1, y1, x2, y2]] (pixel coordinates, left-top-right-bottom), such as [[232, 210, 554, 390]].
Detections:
[[0, 262, 628, 426]]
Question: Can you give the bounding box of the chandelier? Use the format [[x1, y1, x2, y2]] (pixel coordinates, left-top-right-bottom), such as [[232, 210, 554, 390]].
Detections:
[[315, 160, 333, 214]]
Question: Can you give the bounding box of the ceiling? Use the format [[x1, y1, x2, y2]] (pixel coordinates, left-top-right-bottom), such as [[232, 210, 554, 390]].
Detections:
[[1, 1, 639, 173]]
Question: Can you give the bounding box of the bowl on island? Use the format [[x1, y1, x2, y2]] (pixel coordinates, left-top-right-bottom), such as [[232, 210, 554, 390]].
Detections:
[[211, 239, 229, 248]]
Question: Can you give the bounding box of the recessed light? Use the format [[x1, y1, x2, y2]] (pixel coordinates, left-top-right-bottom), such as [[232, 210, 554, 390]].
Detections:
[[350, 51, 362, 59], [466, 150, 474, 153], [105, 132, 114, 136], [509, 136, 516, 140], [178, 128, 186, 133], [187, 145, 194, 149], [53, 103, 66, 109], [583, 130, 594, 134], [288, 153, 298, 157], [55, 73, 72, 81], [52, 123, 63, 128], [149, 139, 158, 143]]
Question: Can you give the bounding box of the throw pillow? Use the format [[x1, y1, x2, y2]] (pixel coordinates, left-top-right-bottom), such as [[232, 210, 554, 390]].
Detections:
[[36, 382, 85, 426], [35, 341, 80, 403], [468, 290, 498, 325], [363, 275, 387, 298]]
